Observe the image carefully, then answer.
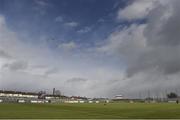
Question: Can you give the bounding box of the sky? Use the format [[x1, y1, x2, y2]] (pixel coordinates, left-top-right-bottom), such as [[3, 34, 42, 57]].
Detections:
[[0, 0, 180, 98]]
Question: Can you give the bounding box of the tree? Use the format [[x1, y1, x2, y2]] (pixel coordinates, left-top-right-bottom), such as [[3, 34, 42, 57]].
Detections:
[[167, 92, 178, 98]]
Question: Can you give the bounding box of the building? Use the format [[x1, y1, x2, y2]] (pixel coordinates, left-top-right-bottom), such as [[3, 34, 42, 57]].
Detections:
[[0, 90, 68, 103], [114, 95, 123, 100], [53, 88, 55, 95]]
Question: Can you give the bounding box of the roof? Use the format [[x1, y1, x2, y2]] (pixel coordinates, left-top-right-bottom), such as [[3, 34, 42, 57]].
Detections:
[[0, 90, 39, 95]]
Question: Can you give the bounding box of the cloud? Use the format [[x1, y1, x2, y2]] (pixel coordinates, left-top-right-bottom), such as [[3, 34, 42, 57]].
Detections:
[[58, 41, 77, 50], [67, 77, 88, 83], [1, 0, 180, 98], [0, 49, 12, 59], [3, 61, 28, 71], [0, 15, 5, 26], [0, 14, 57, 92], [126, 0, 180, 77], [0, 14, 125, 98], [102, 0, 180, 77], [33, 0, 51, 15], [117, 0, 156, 21], [97, 0, 180, 97], [97, 18, 105, 23], [64, 22, 79, 27], [44, 67, 59, 76], [77, 26, 91, 34], [98, 24, 146, 57], [34, 0, 49, 7], [55, 16, 63, 22]]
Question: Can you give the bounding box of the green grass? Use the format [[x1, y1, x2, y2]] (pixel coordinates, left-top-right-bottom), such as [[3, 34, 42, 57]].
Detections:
[[0, 103, 180, 118]]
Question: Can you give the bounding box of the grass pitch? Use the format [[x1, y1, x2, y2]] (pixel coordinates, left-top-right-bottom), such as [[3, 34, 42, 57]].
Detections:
[[0, 103, 180, 119]]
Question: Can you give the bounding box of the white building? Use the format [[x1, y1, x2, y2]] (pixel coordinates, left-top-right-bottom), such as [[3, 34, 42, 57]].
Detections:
[[0, 91, 38, 98], [114, 95, 123, 100]]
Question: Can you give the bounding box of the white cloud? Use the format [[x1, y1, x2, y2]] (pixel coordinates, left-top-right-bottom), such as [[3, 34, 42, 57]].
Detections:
[[98, 18, 105, 23], [77, 26, 91, 34], [55, 16, 63, 22], [0, 15, 62, 92], [117, 0, 156, 21], [98, 24, 146, 56], [64, 21, 79, 27], [58, 41, 77, 50], [0, 15, 5, 27], [0, 17, 126, 97], [1, 0, 180, 98], [3, 60, 28, 71], [33, 0, 51, 15], [0, 15, 133, 97], [34, 0, 49, 7]]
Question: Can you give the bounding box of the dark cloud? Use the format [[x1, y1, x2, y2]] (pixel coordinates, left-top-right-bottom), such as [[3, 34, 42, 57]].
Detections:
[[3, 61, 28, 71], [0, 49, 12, 59], [145, 0, 180, 46], [67, 77, 88, 83], [44, 67, 59, 76], [105, 0, 180, 77], [127, 0, 180, 76], [126, 47, 180, 77], [94, 0, 180, 98]]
